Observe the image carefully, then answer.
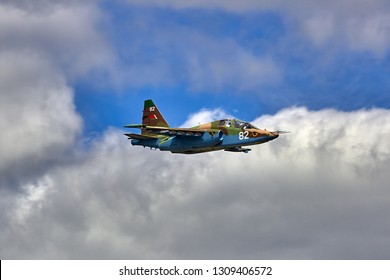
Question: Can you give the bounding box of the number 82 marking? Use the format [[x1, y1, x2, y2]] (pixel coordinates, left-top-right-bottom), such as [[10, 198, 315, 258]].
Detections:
[[239, 131, 249, 140]]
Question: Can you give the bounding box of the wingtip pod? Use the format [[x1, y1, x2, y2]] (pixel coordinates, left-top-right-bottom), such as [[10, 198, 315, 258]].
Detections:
[[124, 124, 146, 128]]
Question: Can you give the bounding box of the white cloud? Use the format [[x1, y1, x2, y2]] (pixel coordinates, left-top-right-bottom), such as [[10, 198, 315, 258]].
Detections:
[[126, 0, 277, 12], [1, 107, 390, 259], [187, 48, 281, 92], [0, 52, 82, 189], [253, 107, 390, 180], [0, 2, 112, 79], [346, 14, 390, 56], [112, 23, 282, 91], [181, 108, 233, 127], [126, 0, 390, 56], [303, 15, 335, 46], [0, 0, 113, 189]]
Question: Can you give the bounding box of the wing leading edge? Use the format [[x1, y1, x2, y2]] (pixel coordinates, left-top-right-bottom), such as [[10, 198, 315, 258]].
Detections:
[[124, 124, 220, 137], [124, 133, 158, 140]]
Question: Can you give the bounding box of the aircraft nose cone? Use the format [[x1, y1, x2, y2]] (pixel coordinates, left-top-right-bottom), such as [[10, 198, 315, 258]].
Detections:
[[271, 132, 279, 139]]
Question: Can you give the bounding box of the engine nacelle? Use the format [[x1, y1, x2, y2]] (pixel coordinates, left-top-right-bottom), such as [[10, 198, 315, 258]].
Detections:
[[200, 130, 224, 146]]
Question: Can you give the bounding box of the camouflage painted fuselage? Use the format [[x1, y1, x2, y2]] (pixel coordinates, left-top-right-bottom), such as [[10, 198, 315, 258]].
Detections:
[[130, 119, 278, 154], [125, 99, 282, 154]]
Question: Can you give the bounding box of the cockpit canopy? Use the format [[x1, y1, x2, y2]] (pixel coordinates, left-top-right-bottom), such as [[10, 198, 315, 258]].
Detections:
[[218, 119, 258, 129]]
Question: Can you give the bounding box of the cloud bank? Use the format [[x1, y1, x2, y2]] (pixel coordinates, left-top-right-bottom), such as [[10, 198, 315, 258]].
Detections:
[[0, 1, 111, 189], [0, 52, 81, 190], [1, 107, 390, 259]]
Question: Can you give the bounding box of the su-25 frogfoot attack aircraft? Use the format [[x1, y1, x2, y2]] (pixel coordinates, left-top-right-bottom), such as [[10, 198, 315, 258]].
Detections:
[[124, 99, 288, 154]]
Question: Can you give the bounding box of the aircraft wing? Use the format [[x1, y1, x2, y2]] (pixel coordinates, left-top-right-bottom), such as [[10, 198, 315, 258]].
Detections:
[[144, 126, 219, 137], [124, 123, 220, 137]]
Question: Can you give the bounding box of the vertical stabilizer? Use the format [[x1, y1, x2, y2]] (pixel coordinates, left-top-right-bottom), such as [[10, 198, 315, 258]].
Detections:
[[142, 99, 170, 128]]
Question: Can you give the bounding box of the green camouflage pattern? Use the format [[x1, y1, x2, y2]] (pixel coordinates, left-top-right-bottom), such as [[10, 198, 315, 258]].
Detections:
[[125, 99, 288, 154], [142, 99, 169, 128]]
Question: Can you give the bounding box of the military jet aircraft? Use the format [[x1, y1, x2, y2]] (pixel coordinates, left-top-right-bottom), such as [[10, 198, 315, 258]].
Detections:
[[124, 99, 288, 154]]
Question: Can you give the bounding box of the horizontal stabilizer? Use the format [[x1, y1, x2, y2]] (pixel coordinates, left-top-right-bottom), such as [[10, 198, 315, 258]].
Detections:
[[124, 124, 146, 128], [124, 133, 158, 140]]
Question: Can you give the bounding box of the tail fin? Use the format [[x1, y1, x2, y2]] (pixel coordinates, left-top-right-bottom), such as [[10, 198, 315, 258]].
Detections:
[[142, 99, 170, 128]]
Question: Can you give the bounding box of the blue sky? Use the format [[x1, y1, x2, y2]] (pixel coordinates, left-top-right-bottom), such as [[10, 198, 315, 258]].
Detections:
[[72, 1, 390, 134]]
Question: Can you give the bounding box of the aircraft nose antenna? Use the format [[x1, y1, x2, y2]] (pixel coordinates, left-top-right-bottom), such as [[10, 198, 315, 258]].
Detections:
[[273, 130, 290, 135]]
